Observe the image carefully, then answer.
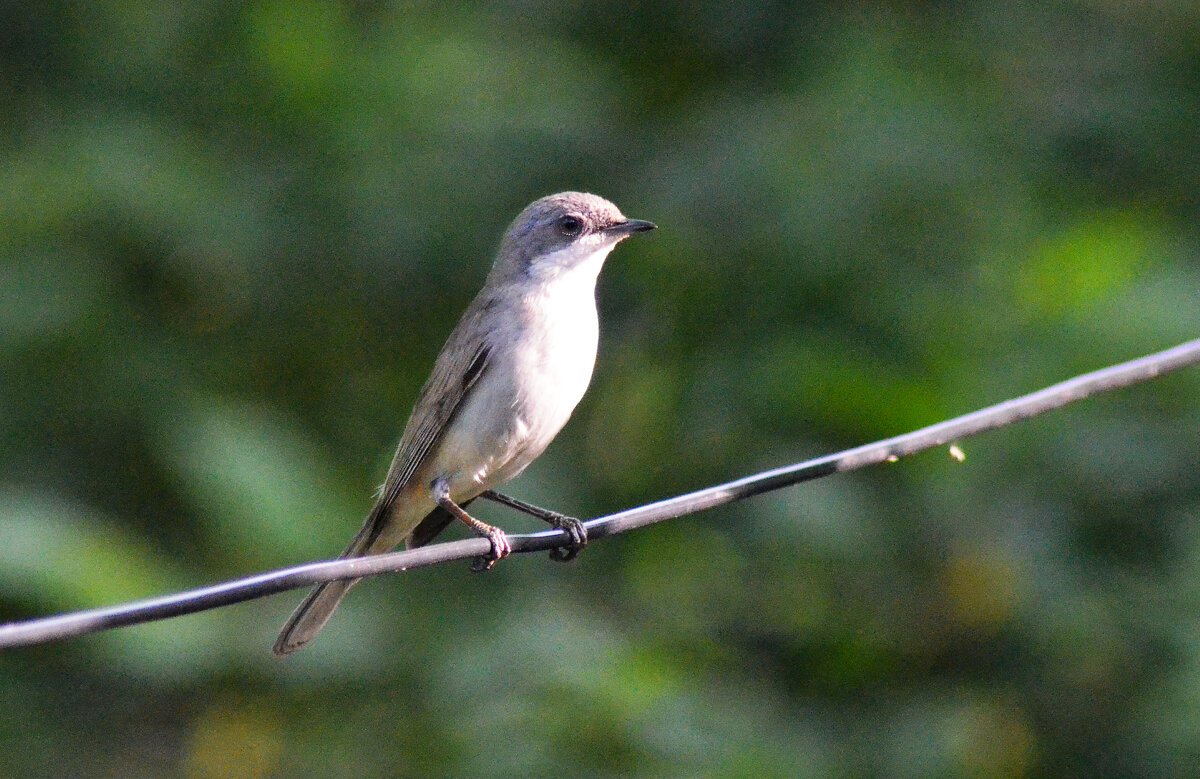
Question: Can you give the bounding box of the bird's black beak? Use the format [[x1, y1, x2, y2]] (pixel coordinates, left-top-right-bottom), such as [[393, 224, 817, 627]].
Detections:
[[604, 218, 657, 236]]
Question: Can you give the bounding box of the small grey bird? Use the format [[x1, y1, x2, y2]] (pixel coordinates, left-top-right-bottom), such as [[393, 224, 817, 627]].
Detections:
[[273, 192, 655, 655]]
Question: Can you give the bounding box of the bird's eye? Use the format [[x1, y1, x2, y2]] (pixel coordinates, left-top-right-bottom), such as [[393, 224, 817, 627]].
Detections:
[[558, 215, 583, 236]]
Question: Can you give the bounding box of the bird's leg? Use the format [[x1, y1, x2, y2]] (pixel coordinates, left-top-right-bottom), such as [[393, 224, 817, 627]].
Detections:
[[479, 490, 588, 562], [431, 479, 512, 572]]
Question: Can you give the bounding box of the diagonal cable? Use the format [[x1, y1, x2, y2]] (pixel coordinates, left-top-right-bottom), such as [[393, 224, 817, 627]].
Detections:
[[1, 338, 1197, 650]]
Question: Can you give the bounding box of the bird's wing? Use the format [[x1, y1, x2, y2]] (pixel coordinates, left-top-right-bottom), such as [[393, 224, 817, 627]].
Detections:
[[273, 304, 497, 655], [348, 301, 496, 555]]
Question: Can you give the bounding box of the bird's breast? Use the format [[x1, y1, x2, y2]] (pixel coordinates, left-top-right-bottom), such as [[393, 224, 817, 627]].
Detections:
[[433, 264, 603, 496], [485, 273, 600, 481], [520, 269, 600, 403]]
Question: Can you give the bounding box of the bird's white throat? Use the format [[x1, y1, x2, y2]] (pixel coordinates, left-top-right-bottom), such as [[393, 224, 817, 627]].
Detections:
[[526, 233, 620, 285]]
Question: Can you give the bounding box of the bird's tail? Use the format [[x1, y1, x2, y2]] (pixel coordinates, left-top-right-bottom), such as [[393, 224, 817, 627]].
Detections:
[[273, 501, 398, 657], [272, 576, 360, 656], [272, 492, 455, 656]]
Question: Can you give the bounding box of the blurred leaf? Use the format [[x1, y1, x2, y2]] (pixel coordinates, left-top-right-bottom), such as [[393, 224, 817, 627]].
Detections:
[[154, 395, 357, 567]]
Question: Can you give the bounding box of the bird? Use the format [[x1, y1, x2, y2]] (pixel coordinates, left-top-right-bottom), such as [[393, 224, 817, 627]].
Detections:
[[273, 192, 656, 655]]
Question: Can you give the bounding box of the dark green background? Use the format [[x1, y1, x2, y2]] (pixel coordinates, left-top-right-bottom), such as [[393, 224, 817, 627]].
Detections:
[[3, 1, 1199, 775]]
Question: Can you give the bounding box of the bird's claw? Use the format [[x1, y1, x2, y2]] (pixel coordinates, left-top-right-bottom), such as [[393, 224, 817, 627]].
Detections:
[[548, 515, 588, 563], [470, 528, 512, 573]]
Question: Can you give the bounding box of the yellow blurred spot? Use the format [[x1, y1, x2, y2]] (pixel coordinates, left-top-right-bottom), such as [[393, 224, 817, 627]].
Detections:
[[954, 698, 1038, 776], [942, 550, 1019, 629], [184, 698, 282, 779], [949, 444, 965, 462]]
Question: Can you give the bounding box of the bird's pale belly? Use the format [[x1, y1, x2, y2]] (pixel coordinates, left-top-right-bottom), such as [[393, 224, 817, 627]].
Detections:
[[431, 345, 594, 501]]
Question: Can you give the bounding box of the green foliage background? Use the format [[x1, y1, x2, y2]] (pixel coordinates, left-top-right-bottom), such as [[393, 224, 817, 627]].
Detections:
[[3, 1, 1200, 775]]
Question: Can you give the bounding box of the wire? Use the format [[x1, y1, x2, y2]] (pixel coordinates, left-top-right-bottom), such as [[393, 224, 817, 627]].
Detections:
[[1, 338, 1198, 650]]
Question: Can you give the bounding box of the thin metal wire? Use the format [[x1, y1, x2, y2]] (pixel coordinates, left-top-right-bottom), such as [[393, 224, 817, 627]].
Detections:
[[1, 338, 1197, 650]]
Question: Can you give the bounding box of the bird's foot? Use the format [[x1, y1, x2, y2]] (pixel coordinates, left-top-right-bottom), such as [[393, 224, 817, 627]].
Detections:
[[547, 514, 587, 563], [477, 490, 588, 563], [470, 526, 512, 573]]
